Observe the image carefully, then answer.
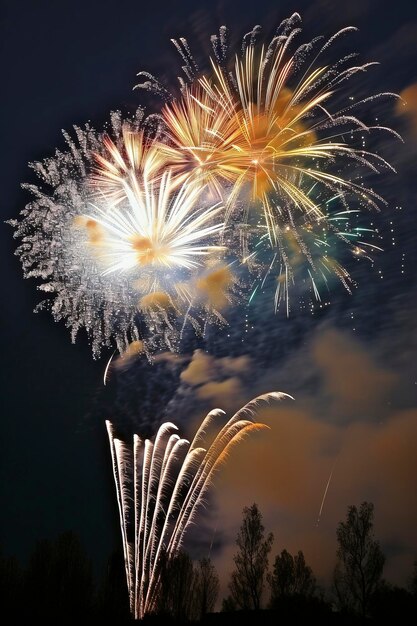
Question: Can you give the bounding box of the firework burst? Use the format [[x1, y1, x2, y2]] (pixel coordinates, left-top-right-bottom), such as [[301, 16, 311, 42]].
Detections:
[[80, 170, 224, 272], [136, 12, 400, 311], [9, 12, 400, 355], [8, 110, 235, 358]]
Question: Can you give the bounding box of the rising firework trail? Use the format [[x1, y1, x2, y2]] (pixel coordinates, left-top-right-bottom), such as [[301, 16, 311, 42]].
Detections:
[[316, 460, 337, 528], [106, 391, 291, 619]]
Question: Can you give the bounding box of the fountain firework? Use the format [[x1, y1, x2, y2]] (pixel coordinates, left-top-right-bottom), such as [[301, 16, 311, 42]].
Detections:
[[106, 392, 291, 619]]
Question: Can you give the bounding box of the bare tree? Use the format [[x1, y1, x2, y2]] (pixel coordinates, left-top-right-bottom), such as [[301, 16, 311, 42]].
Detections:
[[156, 549, 196, 621], [24, 531, 94, 623], [333, 501, 385, 617], [193, 557, 220, 620], [0, 549, 22, 621], [269, 549, 316, 605], [227, 503, 274, 610]]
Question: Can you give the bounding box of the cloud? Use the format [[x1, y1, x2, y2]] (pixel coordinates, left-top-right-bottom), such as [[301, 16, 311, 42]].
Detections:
[[178, 349, 251, 411], [196, 377, 244, 411], [396, 83, 417, 136], [180, 349, 216, 386], [153, 351, 188, 365], [196, 265, 236, 311], [310, 328, 397, 417], [113, 340, 145, 370], [175, 324, 417, 608], [209, 404, 417, 604], [219, 355, 250, 374]]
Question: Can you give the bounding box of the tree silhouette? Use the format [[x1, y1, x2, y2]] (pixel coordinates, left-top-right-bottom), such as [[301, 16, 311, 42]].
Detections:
[[95, 548, 130, 620], [409, 559, 417, 598], [370, 580, 416, 625], [333, 501, 385, 617], [227, 503, 273, 610], [269, 549, 316, 605], [193, 557, 220, 620], [0, 548, 22, 620], [156, 549, 196, 621], [24, 531, 94, 622]]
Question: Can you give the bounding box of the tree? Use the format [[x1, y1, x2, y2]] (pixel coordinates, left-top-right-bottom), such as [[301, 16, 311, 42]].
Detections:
[[409, 559, 417, 598], [193, 557, 220, 620], [95, 548, 130, 620], [221, 595, 237, 612], [227, 502, 274, 610], [269, 549, 316, 606], [24, 531, 94, 623], [333, 501, 385, 617], [157, 549, 196, 621], [370, 580, 415, 626], [0, 548, 22, 620]]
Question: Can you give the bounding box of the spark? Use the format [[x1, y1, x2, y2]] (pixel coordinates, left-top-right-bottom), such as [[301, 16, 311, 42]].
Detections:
[[103, 349, 117, 385], [90, 128, 165, 205], [157, 19, 399, 247], [316, 461, 337, 527], [8, 111, 233, 358]]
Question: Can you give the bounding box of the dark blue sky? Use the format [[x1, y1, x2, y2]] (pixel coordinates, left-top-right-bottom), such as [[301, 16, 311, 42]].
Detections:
[[1, 0, 417, 599]]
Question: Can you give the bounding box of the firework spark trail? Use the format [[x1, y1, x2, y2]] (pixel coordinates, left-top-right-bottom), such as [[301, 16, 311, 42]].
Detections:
[[103, 349, 117, 385], [106, 391, 291, 619], [105, 422, 134, 610], [316, 460, 337, 528]]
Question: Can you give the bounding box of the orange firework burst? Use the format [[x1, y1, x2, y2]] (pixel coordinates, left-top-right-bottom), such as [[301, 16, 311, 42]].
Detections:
[[158, 86, 244, 199], [139, 14, 399, 251]]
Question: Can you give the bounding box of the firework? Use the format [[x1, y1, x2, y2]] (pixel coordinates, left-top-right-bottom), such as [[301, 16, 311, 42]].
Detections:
[[244, 184, 384, 315], [8, 111, 235, 358], [8, 12, 399, 356], [106, 391, 291, 619], [78, 169, 225, 273], [89, 127, 165, 205], [136, 12, 399, 312], [158, 85, 246, 199]]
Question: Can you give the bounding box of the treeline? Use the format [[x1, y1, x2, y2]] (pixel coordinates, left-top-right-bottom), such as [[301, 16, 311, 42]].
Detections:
[[0, 531, 135, 623], [1, 501, 416, 624], [217, 501, 417, 625]]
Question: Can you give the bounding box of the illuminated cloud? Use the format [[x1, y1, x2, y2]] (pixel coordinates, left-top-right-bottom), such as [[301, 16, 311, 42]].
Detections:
[[180, 349, 216, 385], [397, 83, 417, 135], [212, 404, 417, 604], [310, 328, 397, 417], [174, 324, 417, 607], [196, 266, 236, 312], [176, 349, 252, 419], [113, 340, 145, 369], [197, 377, 244, 411]]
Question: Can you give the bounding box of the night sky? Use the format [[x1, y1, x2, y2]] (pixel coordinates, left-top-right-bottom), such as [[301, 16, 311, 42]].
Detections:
[[1, 0, 417, 608]]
